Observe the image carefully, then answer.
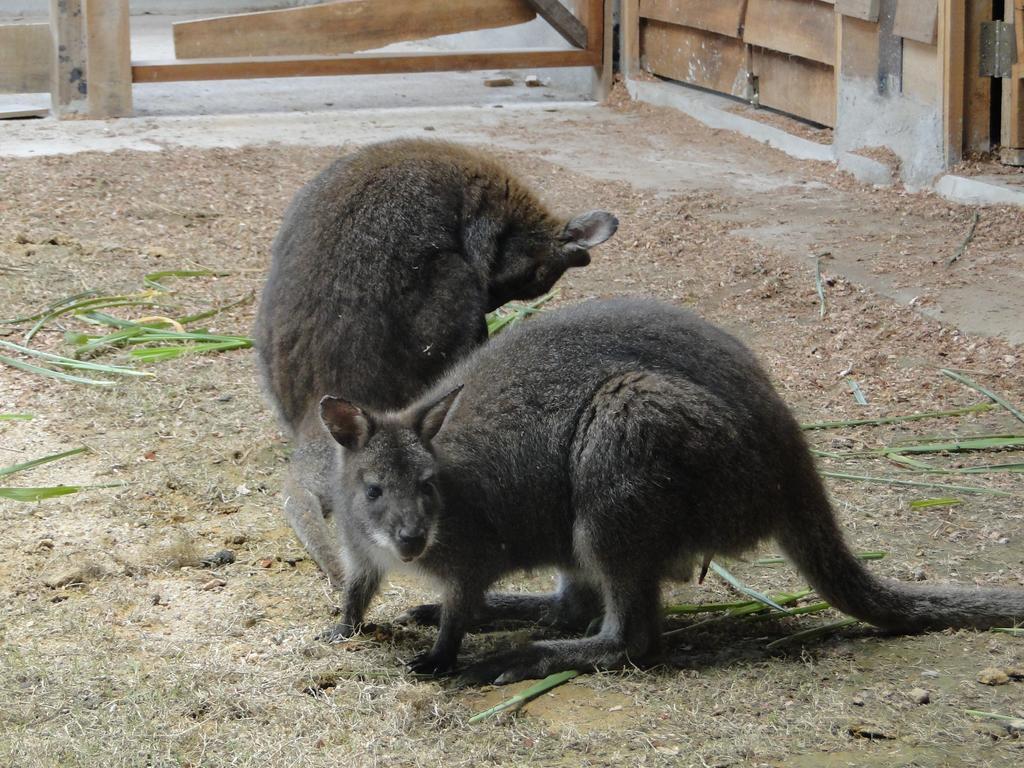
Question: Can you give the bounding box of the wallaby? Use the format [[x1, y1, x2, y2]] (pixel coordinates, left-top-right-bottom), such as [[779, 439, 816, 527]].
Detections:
[[318, 297, 1024, 683], [254, 138, 618, 590]]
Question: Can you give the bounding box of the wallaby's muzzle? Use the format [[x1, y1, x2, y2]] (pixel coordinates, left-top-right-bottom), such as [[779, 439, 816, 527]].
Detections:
[[395, 526, 428, 561]]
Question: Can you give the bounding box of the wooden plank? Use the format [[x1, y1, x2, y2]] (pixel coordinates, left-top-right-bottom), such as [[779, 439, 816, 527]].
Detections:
[[524, 0, 586, 48], [583, 0, 612, 100], [640, 18, 752, 98], [173, 0, 538, 59], [893, 0, 938, 45], [638, 0, 747, 38], [744, 0, 836, 65], [133, 48, 598, 83], [84, 0, 132, 118], [0, 23, 51, 93], [752, 47, 835, 125], [963, 0, 992, 153], [836, 0, 879, 21], [838, 14, 879, 79], [49, 0, 89, 117], [1007, 1, 1024, 154], [622, 0, 641, 76], [939, 0, 965, 164], [901, 38, 938, 103]]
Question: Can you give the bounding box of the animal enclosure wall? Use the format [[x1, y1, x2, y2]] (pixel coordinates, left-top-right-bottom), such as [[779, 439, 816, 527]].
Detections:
[[623, 1, 1016, 180]]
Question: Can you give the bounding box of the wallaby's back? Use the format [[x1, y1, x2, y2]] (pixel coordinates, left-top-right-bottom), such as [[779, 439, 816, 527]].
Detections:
[[255, 139, 562, 435]]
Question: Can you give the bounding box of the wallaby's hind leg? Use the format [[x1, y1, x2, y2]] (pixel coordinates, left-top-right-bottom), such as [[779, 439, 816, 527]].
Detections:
[[464, 567, 662, 685], [282, 436, 346, 589], [398, 571, 601, 632]]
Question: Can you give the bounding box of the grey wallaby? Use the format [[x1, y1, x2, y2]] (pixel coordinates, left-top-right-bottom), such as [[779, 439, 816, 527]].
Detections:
[[254, 138, 618, 590], [319, 297, 1024, 684]]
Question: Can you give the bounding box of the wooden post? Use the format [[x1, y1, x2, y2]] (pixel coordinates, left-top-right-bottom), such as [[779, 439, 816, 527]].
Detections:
[[1002, 1, 1024, 163], [49, 0, 89, 117], [939, 0, 965, 166], [963, 0, 992, 154], [578, 0, 610, 100], [85, 0, 133, 117], [621, 0, 640, 78]]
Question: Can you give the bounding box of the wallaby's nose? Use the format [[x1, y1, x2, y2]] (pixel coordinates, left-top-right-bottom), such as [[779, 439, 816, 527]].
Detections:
[[395, 527, 427, 561]]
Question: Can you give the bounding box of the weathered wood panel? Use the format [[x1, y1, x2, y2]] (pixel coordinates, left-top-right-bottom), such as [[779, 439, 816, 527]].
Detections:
[[173, 0, 538, 59], [641, 18, 752, 98], [893, 0, 938, 45], [836, 0, 879, 21], [838, 14, 879, 79], [85, 0, 133, 117], [0, 23, 50, 93], [638, 0, 747, 38], [744, 0, 836, 65], [753, 47, 835, 125], [901, 38, 937, 104]]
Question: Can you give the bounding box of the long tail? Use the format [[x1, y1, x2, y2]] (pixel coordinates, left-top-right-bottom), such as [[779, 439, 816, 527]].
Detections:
[[776, 450, 1024, 632]]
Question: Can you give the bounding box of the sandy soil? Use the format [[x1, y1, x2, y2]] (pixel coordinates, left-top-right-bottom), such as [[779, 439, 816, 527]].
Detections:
[[1, 94, 1022, 767]]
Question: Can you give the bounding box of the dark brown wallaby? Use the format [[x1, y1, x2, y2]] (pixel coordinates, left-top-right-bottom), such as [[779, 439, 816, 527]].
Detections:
[[254, 139, 617, 591], [319, 298, 1024, 683]]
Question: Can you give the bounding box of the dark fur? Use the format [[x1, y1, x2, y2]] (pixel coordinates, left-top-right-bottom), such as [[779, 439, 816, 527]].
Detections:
[[320, 298, 1024, 683], [253, 139, 617, 588]]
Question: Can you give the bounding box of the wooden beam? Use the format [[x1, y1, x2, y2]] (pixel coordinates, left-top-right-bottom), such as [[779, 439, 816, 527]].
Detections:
[[172, 0, 537, 59], [836, 0, 879, 21], [753, 47, 836, 126], [49, 0, 89, 117], [893, 0, 938, 45], [0, 23, 51, 94], [963, 0, 992, 153], [621, 0, 640, 77], [133, 49, 599, 83], [1001, 0, 1024, 160], [939, 0, 965, 164], [85, 0, 132, 118], [642, 20, 752, 98], [744, 0, 836, 66], [638, 0, 748, 39], [524, 0, 587, 48]]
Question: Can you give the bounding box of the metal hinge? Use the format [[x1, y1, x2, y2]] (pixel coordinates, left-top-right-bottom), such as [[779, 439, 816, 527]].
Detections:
[[980, 21, 1017, 78]]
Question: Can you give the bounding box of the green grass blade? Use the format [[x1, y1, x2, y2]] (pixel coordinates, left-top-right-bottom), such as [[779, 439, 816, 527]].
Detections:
[[800, 403, 992, 430], [143, 269, 229, 290], [766, 617, 861, 649], [889, 436, 1024, 455], [0, 289, 100, 324], [0, 339, 150, 377], [663, 599, 760, 615], [885, 453, 936, 470], [956, 462, 1024, 474], [727, 590, 813, 617], [0, 413, 33, 421], [486, 292, 556, 337], [846, 378, 867, 405], [820, 471, 1013, 496], [991, 627, 1024, 637], [25, 295, 168, 342], [941, 369, 1024, 426], [0, 482, 122, 502], [709, 561, 792, 614], [749, 601, 831, 621], [467, 670, 579, 724], [965, 709, 1022, 722], [0, 486, 82, 501], [0, 447, 89, 478], [0, 354, 117, 387], [179, 291, 255, 325], [909, 497, 963, 509]]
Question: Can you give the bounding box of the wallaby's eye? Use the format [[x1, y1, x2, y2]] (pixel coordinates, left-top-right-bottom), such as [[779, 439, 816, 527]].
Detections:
[[419, 477, 436, 496], [365, 484, 383, 501]]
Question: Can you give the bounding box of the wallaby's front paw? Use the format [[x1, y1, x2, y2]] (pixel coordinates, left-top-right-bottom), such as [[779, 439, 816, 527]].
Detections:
[[317, 621, 360, 643], [406, 650, 456, 676], [395, 603, 441, 627]]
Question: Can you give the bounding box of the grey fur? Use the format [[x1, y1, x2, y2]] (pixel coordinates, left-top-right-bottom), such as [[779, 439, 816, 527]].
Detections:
[[320, 298, 1024, 683], [253, 139, 617, 590]]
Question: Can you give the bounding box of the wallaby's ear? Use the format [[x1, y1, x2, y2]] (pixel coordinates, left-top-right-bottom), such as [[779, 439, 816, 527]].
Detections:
[[320, 396, 375, 450], [560, 210, 618, 249], [414, 385, 464, 444]]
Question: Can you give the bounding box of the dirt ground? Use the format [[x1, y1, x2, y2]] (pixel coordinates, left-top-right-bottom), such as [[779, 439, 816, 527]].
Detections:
[[1, 92, 1023, 767]]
